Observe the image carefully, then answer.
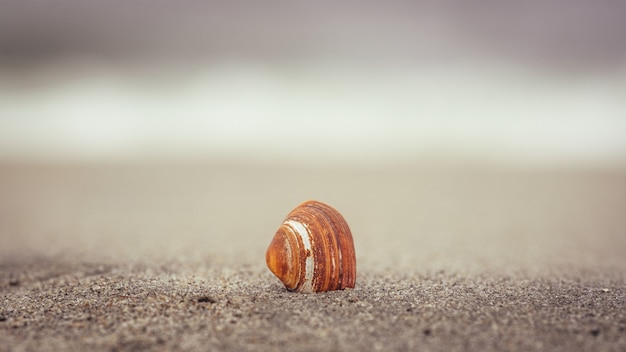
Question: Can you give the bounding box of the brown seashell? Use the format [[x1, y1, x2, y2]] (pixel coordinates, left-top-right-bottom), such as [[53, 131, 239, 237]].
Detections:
[[266, 200, 356, 293]]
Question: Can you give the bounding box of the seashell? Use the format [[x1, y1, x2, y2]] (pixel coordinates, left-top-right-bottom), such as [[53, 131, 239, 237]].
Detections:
[[266, 200, 356, 293]]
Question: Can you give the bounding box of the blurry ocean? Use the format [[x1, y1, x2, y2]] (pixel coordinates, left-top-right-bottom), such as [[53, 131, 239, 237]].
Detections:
[[1, 1, 625, 166]]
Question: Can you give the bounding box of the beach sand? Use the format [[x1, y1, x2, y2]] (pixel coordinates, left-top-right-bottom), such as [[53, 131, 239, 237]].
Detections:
[[1, 162, 625, 351]]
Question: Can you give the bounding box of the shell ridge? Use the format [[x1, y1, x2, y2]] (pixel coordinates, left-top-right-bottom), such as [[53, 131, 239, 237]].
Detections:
[[322, 209, 340, 291], [285, 219, 314, 293], [325, 203, 354, 289]]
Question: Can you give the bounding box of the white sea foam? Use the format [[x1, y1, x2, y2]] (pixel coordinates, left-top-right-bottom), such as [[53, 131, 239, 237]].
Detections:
[[1, 62, 625, 165]]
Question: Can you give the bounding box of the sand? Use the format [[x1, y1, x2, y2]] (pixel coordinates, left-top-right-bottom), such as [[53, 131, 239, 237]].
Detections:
[[1, 162, 625, 351]]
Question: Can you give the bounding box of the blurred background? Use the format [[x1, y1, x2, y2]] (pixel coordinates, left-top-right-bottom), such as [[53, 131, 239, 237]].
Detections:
[[1, 0, 625, 166], [1, 1, 626, 278]]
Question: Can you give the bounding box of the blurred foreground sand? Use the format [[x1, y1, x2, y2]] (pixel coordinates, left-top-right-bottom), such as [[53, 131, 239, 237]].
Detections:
[[1, 161, 625, 351]]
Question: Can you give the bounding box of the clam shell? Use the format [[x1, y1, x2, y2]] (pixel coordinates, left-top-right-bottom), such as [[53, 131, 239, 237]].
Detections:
[[266, 200, 356, 293]]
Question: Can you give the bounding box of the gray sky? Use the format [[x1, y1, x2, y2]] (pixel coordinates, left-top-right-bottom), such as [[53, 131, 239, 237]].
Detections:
[[2, 1, 626, 68]]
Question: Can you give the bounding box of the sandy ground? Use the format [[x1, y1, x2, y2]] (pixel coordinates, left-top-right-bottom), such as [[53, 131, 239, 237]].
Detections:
[[1, 161, 625, 351]]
